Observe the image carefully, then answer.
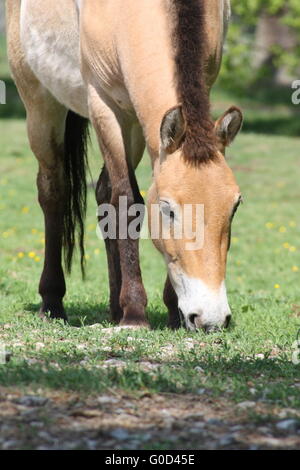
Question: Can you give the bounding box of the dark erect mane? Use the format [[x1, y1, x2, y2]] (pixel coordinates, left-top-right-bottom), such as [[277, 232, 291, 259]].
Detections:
[[173, 0, 217, 164]]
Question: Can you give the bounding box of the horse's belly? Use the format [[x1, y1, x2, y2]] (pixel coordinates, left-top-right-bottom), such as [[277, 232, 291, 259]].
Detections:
[[20, 0, 89, 117]]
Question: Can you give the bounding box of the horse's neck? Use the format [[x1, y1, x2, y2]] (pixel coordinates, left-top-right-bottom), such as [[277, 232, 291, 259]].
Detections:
[[115, 0, 227, 159], [115, 1, 178, 158]]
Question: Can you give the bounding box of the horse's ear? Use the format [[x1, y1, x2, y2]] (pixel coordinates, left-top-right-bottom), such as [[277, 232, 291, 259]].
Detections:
[[215, 106, 243, 151], [160, 106, 186, 156]]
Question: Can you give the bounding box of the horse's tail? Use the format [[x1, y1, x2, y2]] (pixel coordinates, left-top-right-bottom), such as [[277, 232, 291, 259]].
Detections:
[[63, 110, 90, 277]]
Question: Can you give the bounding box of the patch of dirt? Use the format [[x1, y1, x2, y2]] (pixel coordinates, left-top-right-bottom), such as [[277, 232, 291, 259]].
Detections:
[[0, 386, 299, 450]]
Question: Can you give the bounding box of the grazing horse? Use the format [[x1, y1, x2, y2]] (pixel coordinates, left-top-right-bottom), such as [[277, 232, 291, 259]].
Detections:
[[6, 0, 243, 332]]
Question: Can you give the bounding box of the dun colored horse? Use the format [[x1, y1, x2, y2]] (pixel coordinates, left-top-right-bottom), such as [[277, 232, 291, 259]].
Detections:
[[6, 0, 243, 332]]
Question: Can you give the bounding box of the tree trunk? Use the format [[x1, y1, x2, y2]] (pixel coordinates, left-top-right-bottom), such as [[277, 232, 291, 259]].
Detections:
[[0, 0, 5, 35], [253, 13, 297, 86]]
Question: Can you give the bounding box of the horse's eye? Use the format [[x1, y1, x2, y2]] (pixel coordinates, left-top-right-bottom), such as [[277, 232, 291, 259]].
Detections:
[[160, 201, 175, 220], [168, 209, 175, 220]]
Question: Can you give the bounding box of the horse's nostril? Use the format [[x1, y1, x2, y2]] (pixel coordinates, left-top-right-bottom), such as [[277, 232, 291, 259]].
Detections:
[[225, 315, 231, 328], [188, 314, 198, 325]]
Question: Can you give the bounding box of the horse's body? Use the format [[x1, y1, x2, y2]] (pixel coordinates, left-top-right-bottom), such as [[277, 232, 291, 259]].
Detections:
[[6, 0, 243, 331]]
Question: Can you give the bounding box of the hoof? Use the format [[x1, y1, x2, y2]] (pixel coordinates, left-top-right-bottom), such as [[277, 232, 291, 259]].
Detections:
[[40, 302, 68, 323], [102, 325, 148, 334], [119, 303, 149, 329], [119, 319, 150, 329]]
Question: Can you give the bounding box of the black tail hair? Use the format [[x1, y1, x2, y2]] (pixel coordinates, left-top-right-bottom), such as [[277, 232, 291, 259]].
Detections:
[[63, 110, 90, 277]]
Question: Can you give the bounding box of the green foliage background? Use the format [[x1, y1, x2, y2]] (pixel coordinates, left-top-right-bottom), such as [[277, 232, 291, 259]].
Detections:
[[221, 0, 300, 91]]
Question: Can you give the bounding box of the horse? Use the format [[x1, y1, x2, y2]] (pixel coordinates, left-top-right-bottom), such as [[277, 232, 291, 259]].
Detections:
[[6, 0, 243, 332]]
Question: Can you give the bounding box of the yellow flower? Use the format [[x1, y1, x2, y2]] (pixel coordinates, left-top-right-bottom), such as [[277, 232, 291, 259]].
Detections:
[[265, 222, 274, 229], [283, 242, 290, 249], [94, 248, 100, 255], [39, 238, 45, 245], [85, 254, 90, 260], [292, 266, 299, 272], [289, 221, 297, 228], [232, 237, 239, 244], [21, 206, 30, 214], [289, 246, 297, 252], [2, 232, 9, 238], [34, 256, 41, 262], [279, 226, 287, 233], [28, 251, 36, 258], [140, 190, 147, 198], [17, 252, 24, 259], [31, 228, 38, 234], [87, 223, 96, 232], [274, 284, 280, 289]]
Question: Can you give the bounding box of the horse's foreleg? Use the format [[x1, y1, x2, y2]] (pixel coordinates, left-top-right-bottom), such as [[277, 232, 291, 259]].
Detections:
[[163, 276, 181, 329], [90, 88, 148, 327], [96, 166, 123, 324], [27, 101, 68, 320]]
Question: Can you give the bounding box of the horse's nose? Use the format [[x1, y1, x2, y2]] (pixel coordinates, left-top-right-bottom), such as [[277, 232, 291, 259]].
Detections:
[[188, 314, 219, 333], [188, 313, 231, 332], [188, 313, 202, 329], [203, 315, 231, 333]]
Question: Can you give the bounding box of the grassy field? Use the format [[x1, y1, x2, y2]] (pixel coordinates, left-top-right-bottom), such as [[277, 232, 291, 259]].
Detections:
[[0, 36, 300, 449]]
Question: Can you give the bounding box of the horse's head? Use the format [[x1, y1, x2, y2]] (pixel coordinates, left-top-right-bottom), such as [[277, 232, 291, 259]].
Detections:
[[148, 106, 243, 332]]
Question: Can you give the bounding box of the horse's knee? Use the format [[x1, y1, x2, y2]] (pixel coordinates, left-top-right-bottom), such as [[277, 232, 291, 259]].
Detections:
[[37, 166, 65, 213]]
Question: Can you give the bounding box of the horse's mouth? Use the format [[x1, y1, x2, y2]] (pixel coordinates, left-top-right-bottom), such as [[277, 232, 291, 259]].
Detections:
[[179, 309, 231, 333]]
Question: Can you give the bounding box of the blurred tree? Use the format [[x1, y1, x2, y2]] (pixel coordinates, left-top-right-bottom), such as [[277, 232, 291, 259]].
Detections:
[[220, 0, 300, 91], [0, 0, 4, 35]]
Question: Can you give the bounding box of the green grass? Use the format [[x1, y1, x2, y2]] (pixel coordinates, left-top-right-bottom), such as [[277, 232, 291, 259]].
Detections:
[[0, 35, 299, 414], [0, 117, 299, 409]]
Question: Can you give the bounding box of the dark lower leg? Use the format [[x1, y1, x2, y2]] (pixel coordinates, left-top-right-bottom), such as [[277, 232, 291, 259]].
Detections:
[[117, 170, 148, 327], [96, 166, 123, 323], [163, 276, 181, 329], [38, 168, 67, 320], [118, 238, 148, 327]]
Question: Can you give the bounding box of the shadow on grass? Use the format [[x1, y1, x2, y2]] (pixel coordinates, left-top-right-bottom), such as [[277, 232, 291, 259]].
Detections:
[[249, 83, 297, 108], [24, 301, 110, 327], [242, 114, 300, 137], [0, 352, 299, 408], [214, 82, 300, 137], [24, 302, 168, 329]]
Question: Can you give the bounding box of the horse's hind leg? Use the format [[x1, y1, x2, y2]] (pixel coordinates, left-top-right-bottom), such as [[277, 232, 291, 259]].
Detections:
[[27, 97, 68, 320], [7, 1, 68, 319]]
